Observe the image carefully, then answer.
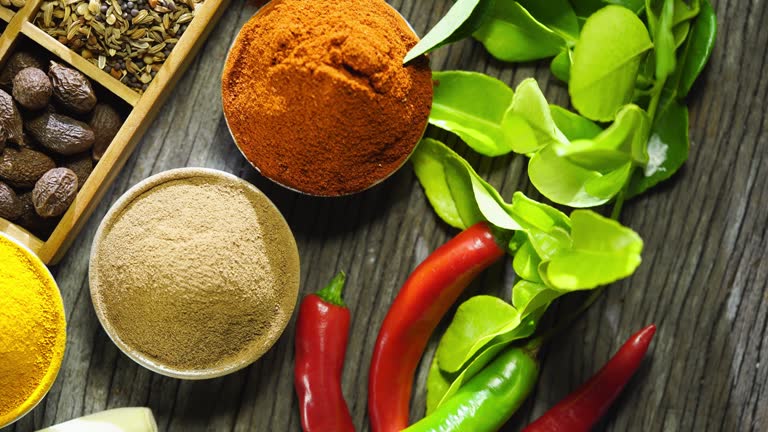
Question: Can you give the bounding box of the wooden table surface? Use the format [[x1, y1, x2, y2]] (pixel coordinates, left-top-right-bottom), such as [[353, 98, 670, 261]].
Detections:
[[5, 0, 767, 431]]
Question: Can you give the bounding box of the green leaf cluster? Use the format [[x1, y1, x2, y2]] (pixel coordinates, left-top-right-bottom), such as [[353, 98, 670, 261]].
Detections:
[[422, 0, 716, 206], [430, 72, 650, 207], [412, 138, 643, 412], [406, 0, 716, 420]]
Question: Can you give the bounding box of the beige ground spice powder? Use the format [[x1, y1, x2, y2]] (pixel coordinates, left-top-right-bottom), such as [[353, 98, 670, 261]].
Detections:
[[90, 170, 300, 373]]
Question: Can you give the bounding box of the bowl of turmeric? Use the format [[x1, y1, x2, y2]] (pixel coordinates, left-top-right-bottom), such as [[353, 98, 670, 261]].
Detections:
[[221, 0, 433, 197], [0, 233, 66, 428]]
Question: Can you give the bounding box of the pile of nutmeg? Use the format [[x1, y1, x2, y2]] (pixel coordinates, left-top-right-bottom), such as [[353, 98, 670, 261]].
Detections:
[[0, 51, 123, 239]]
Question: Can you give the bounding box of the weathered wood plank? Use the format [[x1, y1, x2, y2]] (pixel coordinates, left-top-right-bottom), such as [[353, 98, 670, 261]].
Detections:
[[4, 0, 767, 431]]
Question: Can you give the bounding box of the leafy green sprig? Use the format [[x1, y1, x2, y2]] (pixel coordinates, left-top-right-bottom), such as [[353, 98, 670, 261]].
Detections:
[[406, 0, 717, 417], [412, 139, 643, 412], [409, 0, 716, 208]]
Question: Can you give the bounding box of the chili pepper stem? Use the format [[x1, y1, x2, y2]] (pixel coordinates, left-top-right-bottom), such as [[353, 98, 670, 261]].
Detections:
[[315, 271, 347, 307]]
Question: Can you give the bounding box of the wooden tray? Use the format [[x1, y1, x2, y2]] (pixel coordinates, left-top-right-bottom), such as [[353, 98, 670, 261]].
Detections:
[[0, 0, 228, 265]]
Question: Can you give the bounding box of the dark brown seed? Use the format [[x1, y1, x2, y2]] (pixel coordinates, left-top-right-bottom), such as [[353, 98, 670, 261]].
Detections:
[[32, 167, 78, 217], [89, 104, 122, 160], [0, 147, 56, 188], [26, 112, 96, 155], [12, 67, 52, 110], [0, 181, 22, 221], [48, 61, 97, 114], [0, 89, 24, 144], [60, 152, 93, 190], [16, 191, 58, 239], [0, 52, 46, 90]]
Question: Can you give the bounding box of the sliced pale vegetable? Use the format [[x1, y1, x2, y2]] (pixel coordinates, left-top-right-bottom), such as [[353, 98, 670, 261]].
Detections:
[[569, 6, 653, 121], [36, 408, 158, 432]]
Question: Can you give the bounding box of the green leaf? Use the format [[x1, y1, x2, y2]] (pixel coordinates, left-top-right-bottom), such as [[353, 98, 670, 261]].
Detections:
[[473, 1, 566, 62], [436, 296, 521, 373], [411, 138, 482, 229], [550, 105, 603, 140], [404, 0, 493, 63], [528, 147, 624, 207], [435, 287, 553, 376], [504, 78, 569, 154], [604, 0, 646, 14], [553, 104, 651, 170], [550, 49, 572, 82], [429, 71, 516, 156], [508, 191, 571, 233], [518, 0, 580, 42], [513, 238, 543, 282], [511, 280, 563, 315], [426, 354, 453, 414], [673, 20, 691, 48], [431, 334, 513, 410], [543, 210, 643, 290], [569, 6, 653, 121], [649, 0, 678, 82], [673, 0, 700, 25], [627, 99, 689, 197], [677, 0, 716, 98], [411, 138, 522, 230], [570, 0, 605, 18]]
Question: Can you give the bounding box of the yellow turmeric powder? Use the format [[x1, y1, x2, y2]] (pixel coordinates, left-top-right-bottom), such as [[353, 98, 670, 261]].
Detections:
[[0, 234, 66, 427]]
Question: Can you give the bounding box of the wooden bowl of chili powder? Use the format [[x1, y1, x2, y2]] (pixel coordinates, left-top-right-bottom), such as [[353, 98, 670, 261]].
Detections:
[[221, 0, 433, 197]]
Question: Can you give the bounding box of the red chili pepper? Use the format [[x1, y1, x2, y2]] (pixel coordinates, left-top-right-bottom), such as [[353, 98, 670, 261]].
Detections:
[[523, 324, 657, 432], [368, 222, 506, 432], [294, 272, 355, 432]]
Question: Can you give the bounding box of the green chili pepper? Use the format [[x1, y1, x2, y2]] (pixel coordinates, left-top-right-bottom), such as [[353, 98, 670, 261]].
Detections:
[[404, 346, 539, 432]]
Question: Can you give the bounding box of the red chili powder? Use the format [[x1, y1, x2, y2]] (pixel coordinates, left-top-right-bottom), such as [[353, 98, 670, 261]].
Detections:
[[222, 0, 433, 196]]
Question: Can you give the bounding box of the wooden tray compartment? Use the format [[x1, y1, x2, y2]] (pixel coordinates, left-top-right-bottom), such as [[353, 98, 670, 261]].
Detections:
[[0, 0, 228, 264]]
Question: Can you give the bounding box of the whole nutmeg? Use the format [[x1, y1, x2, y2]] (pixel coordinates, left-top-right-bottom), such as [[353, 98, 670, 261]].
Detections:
[[0, 147, 56, 188], [16, 191, 58, 239], [0, 181, 22, 221], [0, 52, 45, 90], [89, 104, 122, 160], [48, 61, 97, 114], [60, 152, 93, 190], [26, 112, 96, 155], [0, 88, 23, 145], [32, 167, 78, 218], [12, 67, 52, 110]]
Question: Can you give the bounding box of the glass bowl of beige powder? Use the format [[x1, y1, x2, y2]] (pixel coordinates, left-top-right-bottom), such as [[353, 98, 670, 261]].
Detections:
[[89, 168, 301, 379]]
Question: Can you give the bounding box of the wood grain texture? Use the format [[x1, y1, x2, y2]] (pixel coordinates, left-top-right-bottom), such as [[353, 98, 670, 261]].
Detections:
[[4, 0, 767, 430]]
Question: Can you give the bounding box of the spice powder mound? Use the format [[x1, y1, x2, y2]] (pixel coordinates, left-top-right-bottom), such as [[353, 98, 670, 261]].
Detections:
[[222, 0, 433, 196], [0, 235, 66, 425], [90, 174, 300, 372]]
